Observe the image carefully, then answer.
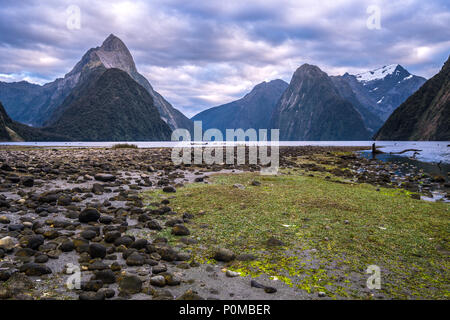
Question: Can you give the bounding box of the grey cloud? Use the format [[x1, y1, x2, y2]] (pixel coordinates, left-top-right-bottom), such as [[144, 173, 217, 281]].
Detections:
[[0, 0, 449, 116]]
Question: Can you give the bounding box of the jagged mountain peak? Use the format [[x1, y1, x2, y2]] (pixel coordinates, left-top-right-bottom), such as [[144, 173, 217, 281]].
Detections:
[[66, 34, 136, 77], [354, 64, 408, 82], [249, 79, 288, 93], [290, 64, 332, 87], [294, 63, 323, 76], [94, 34, 137, 74], [101, 34, 126, 49], [288, 64, 333, 95]]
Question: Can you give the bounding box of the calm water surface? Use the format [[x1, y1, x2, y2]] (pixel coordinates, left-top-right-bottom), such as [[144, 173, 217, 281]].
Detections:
[[1, 140, 449, 164]]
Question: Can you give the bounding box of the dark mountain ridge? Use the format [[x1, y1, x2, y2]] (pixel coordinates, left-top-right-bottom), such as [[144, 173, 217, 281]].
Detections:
[[271, 64, 371, 141], [0, 101, 71, 142], [44, 68, 172, 141]]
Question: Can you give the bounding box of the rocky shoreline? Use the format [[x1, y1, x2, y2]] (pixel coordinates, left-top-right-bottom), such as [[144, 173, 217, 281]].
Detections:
[[0, 146, 448, 300]]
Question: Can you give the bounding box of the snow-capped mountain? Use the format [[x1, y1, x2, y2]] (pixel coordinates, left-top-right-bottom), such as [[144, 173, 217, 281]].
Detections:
[[375, 55, 450, 141], [355, 64, 401, 82], [336, 64, 426, 121]]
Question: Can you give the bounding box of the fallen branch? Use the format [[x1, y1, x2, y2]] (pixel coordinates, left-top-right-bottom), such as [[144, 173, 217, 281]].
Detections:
[[389, 149, 422, 155], [371, 143, 384, 154]]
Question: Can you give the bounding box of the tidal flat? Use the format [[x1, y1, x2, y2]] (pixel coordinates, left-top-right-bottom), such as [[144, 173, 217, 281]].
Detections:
[[0, 146, 448, 300]]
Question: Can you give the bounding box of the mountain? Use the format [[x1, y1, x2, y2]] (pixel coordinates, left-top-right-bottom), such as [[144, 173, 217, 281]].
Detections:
[[52, 34, 192, 131], [335, 64, 426, 121], [191, 79, 288, 135], [0, 101, 70, 141], [0, 81, 45, 125], [330, 76, 384, 134], [374, 56, 450, 141], [44, 68, 172, 141], [0, 34, 193, 131], [0, 68, 89, 126], [271, 64, 370, 141]]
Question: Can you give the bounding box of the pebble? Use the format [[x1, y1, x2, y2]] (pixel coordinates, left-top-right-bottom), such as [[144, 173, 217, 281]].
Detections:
[[81, 230, 97, 240], [250, 280, 277, 294], [266, 237, 285, 247], [171, 224, 190, 236], [89, 243, 107, 259], [60, 240, 75, 252], [177, 289, 204, 300], [94, 173, 116, 182], [19, 263, 52, 276], [213, 248, 235, 262], [119, 275, 142, 294], [162, 186, 176, 193], [98, 288, 116, 299], [126, 252, 145, 266], [150, 275, 166, 287], [0, 236, 18, 250], [79, 208, 100, 223], [79, 291, 105, 300], [225, 270, 240, 277], [0, 216, 10, 224], [152, 265, 167, 274]]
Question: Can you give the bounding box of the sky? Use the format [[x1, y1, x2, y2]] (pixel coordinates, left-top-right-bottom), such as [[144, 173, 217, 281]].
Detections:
[[0, 0, 449, 118]]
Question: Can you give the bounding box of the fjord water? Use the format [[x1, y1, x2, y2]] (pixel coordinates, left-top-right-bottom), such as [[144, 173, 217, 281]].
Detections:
[[1, 140, 449, 164]]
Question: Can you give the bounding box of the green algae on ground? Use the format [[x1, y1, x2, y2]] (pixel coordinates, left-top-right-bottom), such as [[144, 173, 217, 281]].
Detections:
[[143, 171, 449, 299]]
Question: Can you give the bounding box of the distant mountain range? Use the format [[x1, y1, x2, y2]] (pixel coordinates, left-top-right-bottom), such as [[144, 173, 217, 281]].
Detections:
[[193, 63, 429, 140], [0, 33, 447, 142], [334, 64, 426, 121], [0, 34, 193, 132], [192, 79, 288, 136], [0, 101, 70, 142], [375, 55, 450, 141]]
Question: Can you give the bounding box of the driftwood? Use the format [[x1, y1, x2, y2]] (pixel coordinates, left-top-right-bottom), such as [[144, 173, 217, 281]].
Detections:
[[371, 143, 384, 154], [389, 149, 422, 155]]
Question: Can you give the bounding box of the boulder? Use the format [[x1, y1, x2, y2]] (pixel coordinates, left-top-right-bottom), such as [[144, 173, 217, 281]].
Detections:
[[19, 263, 52, 276], [79, 208, 100, 223], [94, 174, 116, 182], [213, 248, 235, 262], [119, 275, 142, 294]]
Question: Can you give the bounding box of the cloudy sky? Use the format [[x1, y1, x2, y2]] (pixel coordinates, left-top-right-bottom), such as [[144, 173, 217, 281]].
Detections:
[[0, 0, 449, 117]]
